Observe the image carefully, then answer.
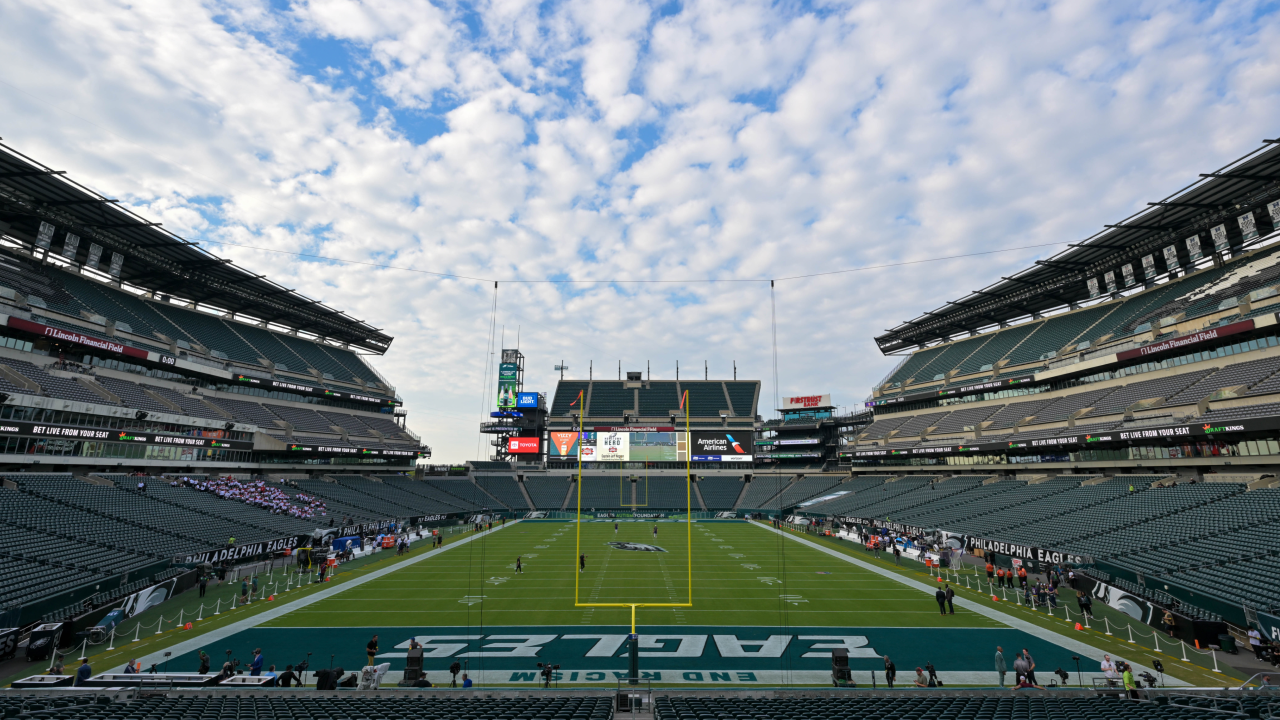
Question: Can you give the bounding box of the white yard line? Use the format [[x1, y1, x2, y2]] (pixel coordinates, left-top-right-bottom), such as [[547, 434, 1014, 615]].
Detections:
[[754, 523, 1188, 686], [132, 521, 520, 668]]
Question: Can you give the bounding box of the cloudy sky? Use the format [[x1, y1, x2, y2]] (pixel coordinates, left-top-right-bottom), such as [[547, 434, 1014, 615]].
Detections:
[[3, 0, 1280, 461]]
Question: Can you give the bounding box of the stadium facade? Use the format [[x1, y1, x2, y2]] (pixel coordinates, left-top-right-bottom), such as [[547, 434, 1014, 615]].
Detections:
[[0, 142, 426, 476]]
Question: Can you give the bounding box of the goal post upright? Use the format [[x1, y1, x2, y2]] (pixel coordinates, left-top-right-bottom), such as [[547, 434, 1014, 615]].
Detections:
[[573, 389, 693, 620]]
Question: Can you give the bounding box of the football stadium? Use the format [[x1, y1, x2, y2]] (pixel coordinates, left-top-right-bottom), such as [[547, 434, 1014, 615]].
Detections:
[[8, 90, 1280, 720]]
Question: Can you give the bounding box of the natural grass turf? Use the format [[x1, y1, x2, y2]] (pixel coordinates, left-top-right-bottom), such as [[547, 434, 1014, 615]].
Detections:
[[266, 520, 1000, 629]]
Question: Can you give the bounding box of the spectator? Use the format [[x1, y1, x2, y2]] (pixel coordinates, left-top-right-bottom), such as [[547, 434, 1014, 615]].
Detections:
[[462, 673, 472, 688], [123, 659, 138, 674], [994, 646, 1006, 687], [75, 659, 92, 686], [367, 635, 379, 666], [945, 584, 955, 614], [913, 667, 929, 687], [49, 654, 65, 675], [276, 665, 298, 688], [1021, 648, 1037, 685], [935, 587, 948, 615], [199, 574, 208, 598], [1077, 590, 1094, 618], [883, 655, 896, 688], [251, 576, 259, 601], [1163, 609, 1177, 638], [1012, 652, 1028, 682], [241, 579, 249, 604], [892, 544, 901, 566], [1250, 628, 1264, 659], [264, 665, 277, 686], [250, 648, 263, 676], [198, 650, 210, 674]]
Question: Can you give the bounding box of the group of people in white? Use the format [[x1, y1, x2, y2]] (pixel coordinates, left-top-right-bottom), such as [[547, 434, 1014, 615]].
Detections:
[[173, 475, 329, 519]]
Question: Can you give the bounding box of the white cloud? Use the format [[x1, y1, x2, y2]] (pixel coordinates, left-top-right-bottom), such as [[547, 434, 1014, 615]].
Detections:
[[2, 0, 1280, 460]]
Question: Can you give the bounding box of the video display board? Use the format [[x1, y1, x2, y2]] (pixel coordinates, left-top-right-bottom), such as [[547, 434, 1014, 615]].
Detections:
[[497, 362, 518, 408], [690, 431, 753, 462], [550, 431, 685, 461]]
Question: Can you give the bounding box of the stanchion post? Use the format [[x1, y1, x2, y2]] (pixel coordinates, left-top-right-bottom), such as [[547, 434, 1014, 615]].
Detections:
[[214, 599, 221, 616], [1181, 641, 1189, 663], [107, 628, 116, 652], [1211, 649, 1220, 674], [78, 638, 88, 660], [133, 623, 141, 643], [178, 609, 184, 626], [197, 603, 204, 622], [155, 616, 165, 635], [1104, 618, 1112, 636], [1153, 633, 1160, 653]]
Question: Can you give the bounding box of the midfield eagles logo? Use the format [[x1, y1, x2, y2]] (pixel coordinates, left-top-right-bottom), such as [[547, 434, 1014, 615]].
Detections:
[[607, 542, 667, 552]]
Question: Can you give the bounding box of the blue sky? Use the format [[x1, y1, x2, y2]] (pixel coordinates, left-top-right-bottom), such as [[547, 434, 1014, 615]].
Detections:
[[3, 0, 1280, 460]]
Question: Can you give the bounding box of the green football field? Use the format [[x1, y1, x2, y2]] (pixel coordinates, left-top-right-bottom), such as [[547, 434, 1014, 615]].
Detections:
[[132, 519, 1210, 687], [269, 520, 999, 629]]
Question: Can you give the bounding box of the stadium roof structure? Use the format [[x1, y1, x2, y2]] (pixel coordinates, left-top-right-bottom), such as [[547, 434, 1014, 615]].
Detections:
[[0, 142, 392, 354], [876, 139, 1280, 355]]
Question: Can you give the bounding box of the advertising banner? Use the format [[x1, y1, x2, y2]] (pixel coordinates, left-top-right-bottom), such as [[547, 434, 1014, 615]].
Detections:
[[691, 431, 753, 462], [7, 316, 150, 361], [867, 375, 1035, 408], [1211, 224, 1230, 253], [1142, 254, 1156, 280], [232, 374, 400, 407], [174, 535, 302, 565], [1115, 319, 1255, 362], [549, 432, 580, 458], [497, 362, 518, 409], [595, 431, 630, 461], [782, 395, 831, 410], [1240, 211, 1260, 242], [0, 416, 252, 450], [516, 392, 540, 408], [507, 437, 540, 454], [285, 444, 419, 458]]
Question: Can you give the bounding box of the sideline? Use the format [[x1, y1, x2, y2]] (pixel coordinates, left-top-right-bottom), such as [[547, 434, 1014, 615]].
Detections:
[[130, 521, 520, 669], [753, 522, 1188, 686]]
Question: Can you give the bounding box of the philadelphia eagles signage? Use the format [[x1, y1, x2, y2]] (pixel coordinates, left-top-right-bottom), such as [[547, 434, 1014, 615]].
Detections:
[[156, 625, 1105, 686], [175, 535, 301, 564]]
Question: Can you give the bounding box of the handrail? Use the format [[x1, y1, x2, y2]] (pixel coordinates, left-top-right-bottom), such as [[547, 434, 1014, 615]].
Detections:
[[1166, 694, 1246, 716], [1238, 672, 1280, 690]]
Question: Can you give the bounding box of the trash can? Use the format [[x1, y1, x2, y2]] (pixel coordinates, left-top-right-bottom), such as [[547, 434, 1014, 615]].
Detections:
[[1218, 633, 1237, 654]]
